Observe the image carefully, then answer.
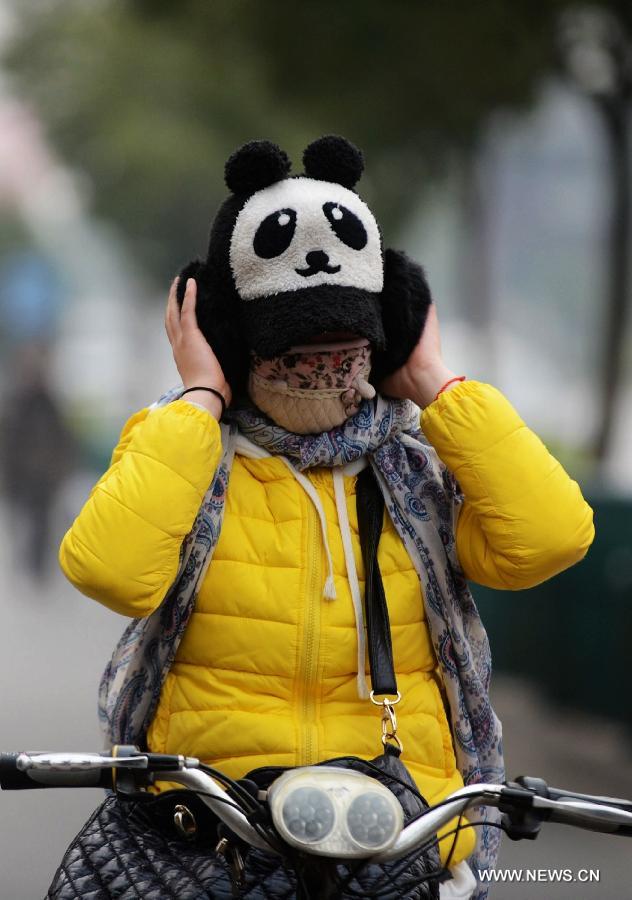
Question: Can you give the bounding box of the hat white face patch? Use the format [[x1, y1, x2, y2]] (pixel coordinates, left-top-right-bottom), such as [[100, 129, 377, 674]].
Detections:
[[229, 177, 383, 301]]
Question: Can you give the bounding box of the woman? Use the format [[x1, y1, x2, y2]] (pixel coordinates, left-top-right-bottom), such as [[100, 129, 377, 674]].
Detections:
[[59, 139, 594, 899]]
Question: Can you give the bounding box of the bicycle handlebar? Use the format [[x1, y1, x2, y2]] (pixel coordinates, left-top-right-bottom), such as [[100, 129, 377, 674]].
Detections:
[[0, 753, 115, 790], [0, 751, 197, 792], [3, 750, 632, 862]]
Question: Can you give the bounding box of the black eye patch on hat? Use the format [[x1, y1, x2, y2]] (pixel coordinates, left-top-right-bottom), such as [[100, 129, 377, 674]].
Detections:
[[252, 208, 297, 259], [176, 135, 432, 403]]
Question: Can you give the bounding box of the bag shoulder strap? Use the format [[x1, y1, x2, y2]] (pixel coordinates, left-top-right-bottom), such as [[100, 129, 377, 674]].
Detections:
[[355, 467, 397, 697]]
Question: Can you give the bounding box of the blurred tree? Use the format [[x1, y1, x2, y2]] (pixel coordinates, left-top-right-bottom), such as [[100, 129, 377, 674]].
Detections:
[[4, 0, 565, 278], [4, 0, 632, 468], [558, 5, 632, 462]]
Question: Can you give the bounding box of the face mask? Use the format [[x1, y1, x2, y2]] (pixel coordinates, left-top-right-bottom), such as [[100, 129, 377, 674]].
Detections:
[[248, 338, 376, 434]]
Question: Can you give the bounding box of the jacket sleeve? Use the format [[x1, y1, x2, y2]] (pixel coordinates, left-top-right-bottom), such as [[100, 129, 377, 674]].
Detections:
[[59, 400, 223, 617], [420, 381, 595, 590]]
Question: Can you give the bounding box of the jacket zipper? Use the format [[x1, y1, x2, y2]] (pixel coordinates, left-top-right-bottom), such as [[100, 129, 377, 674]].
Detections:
[[299, 488, 322, 766]]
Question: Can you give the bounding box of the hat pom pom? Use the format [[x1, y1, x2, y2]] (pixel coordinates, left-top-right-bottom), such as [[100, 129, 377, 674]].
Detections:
[[225, 140, 291, 195], [303, 135, 364, 188]]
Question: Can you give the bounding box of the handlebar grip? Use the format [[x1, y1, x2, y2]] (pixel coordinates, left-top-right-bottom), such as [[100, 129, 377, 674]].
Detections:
[[547, 785, 632, 812], [0, 754, 42, 790], [0, 754, 114, 790]]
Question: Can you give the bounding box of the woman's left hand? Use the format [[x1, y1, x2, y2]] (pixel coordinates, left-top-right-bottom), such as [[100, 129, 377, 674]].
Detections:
[[378, 304, 461, 408]]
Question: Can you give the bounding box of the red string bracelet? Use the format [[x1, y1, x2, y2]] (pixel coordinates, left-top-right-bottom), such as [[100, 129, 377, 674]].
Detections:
[[434, 376, 466, 402]]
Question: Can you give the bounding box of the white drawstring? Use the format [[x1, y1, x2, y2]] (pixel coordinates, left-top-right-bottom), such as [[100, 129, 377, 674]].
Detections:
[[235, 439, 369, 697], [279, 459, 337, 600], [333, 467, 369, 700], [235, 438, 337, 598]]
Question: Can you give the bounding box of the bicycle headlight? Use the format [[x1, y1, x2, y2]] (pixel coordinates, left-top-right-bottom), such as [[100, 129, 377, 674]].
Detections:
[[268, 766, 403, 857]]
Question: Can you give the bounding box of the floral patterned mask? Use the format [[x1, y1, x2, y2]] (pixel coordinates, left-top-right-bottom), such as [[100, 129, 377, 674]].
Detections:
[[248, 338, 376, 434]]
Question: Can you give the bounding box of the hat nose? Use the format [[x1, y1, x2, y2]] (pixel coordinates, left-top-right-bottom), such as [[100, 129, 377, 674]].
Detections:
[[305, 250, 330, 270]]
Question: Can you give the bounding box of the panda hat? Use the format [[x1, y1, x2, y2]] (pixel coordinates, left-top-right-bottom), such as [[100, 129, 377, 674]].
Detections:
[[177, 135, 432, 404]]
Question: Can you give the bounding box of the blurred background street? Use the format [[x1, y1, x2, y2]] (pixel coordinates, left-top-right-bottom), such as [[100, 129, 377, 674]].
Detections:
[[0, 0, 631, 897]]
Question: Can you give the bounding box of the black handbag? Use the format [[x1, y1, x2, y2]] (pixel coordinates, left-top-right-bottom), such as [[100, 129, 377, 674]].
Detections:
[[47, 469, 441, 899], [46, 748, 440, 899]]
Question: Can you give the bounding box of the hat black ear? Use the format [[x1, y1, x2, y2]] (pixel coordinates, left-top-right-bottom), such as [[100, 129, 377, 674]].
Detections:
[[371, 249, 433, 386], [303, 135, 364, 189], [225, 140, 291, 196]]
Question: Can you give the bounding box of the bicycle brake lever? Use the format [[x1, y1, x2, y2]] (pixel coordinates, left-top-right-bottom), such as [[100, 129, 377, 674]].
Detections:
[[500, 777, 549, 841]]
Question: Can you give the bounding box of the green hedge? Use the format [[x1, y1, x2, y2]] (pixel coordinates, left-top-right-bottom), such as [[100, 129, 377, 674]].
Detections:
[[472, 496, 632, 728]]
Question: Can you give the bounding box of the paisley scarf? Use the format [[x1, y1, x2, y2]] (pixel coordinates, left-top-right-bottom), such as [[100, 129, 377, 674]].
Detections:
[[98, 386, 503, 896]]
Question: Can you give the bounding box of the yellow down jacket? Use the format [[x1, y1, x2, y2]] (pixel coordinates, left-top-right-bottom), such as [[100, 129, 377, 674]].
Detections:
[[59, 380, 594, 866]]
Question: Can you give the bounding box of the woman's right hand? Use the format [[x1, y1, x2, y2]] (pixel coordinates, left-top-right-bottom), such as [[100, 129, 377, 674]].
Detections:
[[165, 276, 232, 419]]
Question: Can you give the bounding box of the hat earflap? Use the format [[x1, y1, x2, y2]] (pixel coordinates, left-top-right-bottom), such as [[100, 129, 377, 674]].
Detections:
[[370, 248, 432, 386], [176, 257, 250, 404]]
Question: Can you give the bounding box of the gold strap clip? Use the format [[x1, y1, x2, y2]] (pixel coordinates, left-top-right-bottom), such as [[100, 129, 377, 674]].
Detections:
[[369, 690, 403, 752]]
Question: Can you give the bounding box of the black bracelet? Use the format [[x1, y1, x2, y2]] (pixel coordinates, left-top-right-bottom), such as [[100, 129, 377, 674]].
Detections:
[[180, 386, 227, 419]]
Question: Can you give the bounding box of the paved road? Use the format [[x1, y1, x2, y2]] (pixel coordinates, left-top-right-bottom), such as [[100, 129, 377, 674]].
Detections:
[[489, 677, 632, 899], [0, 501, 124, 899], [0, 501, 630, 898]]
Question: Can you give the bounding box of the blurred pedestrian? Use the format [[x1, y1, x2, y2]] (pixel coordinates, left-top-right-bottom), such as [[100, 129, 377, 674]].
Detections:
[[0, 344, 76, 580]]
